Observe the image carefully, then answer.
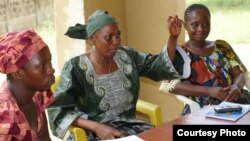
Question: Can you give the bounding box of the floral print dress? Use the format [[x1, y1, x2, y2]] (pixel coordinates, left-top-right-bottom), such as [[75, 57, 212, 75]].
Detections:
[[182, 40, 246, 108]]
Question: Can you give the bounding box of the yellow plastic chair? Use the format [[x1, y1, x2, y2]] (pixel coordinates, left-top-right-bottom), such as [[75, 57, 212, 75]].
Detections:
[[50, 76, 162, 140], [67, 127, 87, 141], [136, 99, 162, 127]]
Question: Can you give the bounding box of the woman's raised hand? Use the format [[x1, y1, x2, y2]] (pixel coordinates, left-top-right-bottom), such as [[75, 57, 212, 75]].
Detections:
[[167, 15, 183, 37]]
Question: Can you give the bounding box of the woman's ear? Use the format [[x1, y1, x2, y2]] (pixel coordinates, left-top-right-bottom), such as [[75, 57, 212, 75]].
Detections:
[[13, 69, 24, 79], [89, 36, 95, 46]]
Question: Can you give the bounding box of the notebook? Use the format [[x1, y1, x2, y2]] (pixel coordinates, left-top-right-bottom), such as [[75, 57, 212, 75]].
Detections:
[[205, 101, 250, 121]]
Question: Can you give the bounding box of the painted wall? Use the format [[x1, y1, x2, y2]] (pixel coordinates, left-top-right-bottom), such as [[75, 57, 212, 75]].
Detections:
[[0, 0, 53, 34], [124, 0, 185, 122], [54, 0, 86, 73]]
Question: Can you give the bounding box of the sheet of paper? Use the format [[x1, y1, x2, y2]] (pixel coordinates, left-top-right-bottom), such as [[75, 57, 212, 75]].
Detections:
[[101, 135, 144, 141]]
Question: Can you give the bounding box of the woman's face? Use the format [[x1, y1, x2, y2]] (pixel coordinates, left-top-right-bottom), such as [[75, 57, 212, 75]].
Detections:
[[91, 23, 121, 57], [184, 8, 211, 42], [21, 46, 55, 91]]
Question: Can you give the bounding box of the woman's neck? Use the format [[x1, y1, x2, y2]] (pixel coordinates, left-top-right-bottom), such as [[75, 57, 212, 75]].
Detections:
[[187, 40, 207, 49], [91, 47, 111, 64], [8, 81, 34, 106], [88, 47, 113, 74], [186, 40, 215, 56]]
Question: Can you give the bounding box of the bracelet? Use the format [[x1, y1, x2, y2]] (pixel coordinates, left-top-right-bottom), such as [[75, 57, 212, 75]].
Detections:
[[159, 79, 180, 93]]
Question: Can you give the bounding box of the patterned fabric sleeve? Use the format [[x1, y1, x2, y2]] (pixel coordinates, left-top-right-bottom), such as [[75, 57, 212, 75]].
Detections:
[[0, 135, 12, 141], [0, 96, 27, 140], [159, 46, 192, 93], [215, 40, 247, 72], [119, 45, 190, 81], [0, 101, 12, 135], [47, 60, 85, 139]]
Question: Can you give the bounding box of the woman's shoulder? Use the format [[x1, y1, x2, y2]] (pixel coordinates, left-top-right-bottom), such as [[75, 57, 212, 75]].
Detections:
[[205, 40, 234, 57], [215, 39, 232, 50], [67, 54, 87, 62], [117, 45, 137, 58], [0, 94, 18, 125], [62, 54, 87, 67], [0, 100, 26, 135], [0, 85, 15, 104], [61, 53, 94, 75], [215, 39, 230, 45], [118, 45, 136, 52], [0, 94, 12, 106]]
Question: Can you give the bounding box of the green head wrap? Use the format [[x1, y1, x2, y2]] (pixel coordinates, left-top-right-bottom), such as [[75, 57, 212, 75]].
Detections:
[[65, 9, 117, 39]]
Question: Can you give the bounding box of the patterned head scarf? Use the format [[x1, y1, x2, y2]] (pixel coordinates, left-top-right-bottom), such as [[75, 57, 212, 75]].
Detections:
[[0, 29, 46, 74], [65, 9, 117, 39]]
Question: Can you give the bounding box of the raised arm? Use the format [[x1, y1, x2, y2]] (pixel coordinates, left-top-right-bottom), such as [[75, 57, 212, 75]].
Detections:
[[167, 15, 182, 61]]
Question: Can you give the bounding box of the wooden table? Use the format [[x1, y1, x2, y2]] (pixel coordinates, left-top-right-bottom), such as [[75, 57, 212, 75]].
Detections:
[[137, 105, 250, 141]]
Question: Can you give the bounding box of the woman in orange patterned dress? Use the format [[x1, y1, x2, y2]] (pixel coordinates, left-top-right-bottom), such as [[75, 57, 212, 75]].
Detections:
[[0, 29, 55, 141], [160, 4, 250, 116]]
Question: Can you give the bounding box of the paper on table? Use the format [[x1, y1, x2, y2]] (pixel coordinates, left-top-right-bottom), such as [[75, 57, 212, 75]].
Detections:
[[101, 135, 144, 141]]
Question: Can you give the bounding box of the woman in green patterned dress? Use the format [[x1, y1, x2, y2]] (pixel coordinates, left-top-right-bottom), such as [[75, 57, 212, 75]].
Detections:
[[48, 9, 190, 140]]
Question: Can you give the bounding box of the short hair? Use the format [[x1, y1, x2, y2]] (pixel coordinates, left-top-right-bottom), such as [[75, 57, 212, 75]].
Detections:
[[184, 3, 211, 21]]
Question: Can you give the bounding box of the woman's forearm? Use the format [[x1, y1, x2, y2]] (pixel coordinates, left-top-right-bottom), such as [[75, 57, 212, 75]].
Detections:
[[167, 35, 178, 61], [231, 67, 245, 90], [72, 117, 99, 132], [170, 82, 209, 96]]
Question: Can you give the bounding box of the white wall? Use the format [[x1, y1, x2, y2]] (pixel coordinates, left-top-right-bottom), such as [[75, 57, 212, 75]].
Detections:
[[54, 0, 86, 74]]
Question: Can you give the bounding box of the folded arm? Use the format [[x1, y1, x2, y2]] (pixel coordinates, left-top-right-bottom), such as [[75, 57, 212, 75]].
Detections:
[[225, 66, 245, 101], [167, 80, 229, 101]]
